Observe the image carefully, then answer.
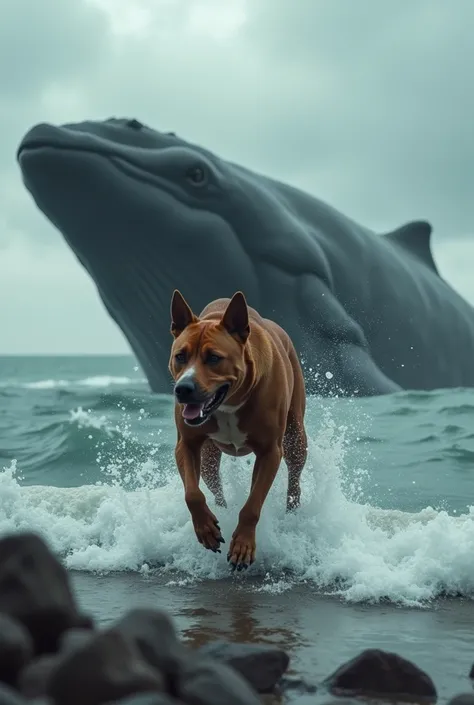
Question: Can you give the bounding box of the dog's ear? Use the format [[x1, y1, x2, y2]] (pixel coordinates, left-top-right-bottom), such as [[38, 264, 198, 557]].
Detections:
[[170, 290, 197, 337], [220, 291, 250, 343]]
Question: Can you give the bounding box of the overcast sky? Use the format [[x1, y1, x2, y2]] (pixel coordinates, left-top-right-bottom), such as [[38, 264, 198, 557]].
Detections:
[[1, 0, 473, 354]]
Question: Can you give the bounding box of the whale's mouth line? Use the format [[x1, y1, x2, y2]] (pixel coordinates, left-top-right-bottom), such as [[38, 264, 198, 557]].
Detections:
[[18, 141, 120, 162], [18, 141, 149, 171], [17, 143, 206, 205]]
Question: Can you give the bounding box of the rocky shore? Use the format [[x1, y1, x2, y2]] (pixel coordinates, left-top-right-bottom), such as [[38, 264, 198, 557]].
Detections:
[[0, 531, 471, 705]]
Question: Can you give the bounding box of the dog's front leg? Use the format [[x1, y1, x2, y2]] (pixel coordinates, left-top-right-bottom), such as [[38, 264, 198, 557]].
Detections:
[[175, 439, 225, 552], [227, 443, 283, 570]]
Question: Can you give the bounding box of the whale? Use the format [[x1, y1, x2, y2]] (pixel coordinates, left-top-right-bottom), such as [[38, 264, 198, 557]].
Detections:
[[16, 117, 474, 396]]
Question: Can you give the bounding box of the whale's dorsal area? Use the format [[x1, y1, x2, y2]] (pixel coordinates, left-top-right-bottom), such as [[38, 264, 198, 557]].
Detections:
[[16, 117, 474, 396], [384, 221, 440, 274]]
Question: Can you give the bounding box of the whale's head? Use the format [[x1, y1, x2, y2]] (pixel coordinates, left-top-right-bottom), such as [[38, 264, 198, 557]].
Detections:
[[17, 118, 264, 391]]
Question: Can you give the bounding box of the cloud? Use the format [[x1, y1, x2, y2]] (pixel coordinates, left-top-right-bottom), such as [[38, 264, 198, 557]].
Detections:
[[0, 0, 109, 246], [0, 0, 473, 353], [0, 238, 128, 353], [242, 0, 474, 232]]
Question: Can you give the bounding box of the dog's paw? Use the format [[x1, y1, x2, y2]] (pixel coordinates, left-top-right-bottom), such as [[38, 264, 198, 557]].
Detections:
[[192, 507, 225, 552], [227, 527, 256, 571]]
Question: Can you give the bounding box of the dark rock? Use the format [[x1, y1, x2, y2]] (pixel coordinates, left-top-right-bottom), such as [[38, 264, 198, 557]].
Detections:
[[17, 655, 58, 699], [197, 640, 289, 693], [58, 628, 93, 654], [0, 533, 93, 655], [178, 657, 261, 705], [324, 648, 437, 702], [47, 628, 165, 705], [0, 684, 28, 705], [278, 675, 317, 697], [116, 696, 179, 705], [19, 629, 95, 698], [448, 697, 474, 705], [0, 613, 33, 686], [113, 608, 187, 695]]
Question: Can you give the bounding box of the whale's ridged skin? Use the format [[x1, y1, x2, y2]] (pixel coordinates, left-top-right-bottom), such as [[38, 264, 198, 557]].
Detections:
[[16, 117, 474, 396]]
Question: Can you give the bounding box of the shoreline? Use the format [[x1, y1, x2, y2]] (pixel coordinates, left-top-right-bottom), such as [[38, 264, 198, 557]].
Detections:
[[0, 531, 473, 704], [72, 571, 474, 703]]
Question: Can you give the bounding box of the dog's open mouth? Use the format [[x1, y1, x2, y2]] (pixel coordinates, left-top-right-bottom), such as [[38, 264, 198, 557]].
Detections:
[[182, 384, 230, 426]]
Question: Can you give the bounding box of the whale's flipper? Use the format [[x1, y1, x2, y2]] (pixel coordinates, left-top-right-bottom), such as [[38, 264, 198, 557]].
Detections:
[[297, 274, 401, 396], [384, 220, 439, 275]]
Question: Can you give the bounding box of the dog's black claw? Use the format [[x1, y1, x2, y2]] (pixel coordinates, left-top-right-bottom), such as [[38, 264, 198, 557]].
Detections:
[[218, 537, 225, 544], [216, 549, 221, 553], [227, 554, 231, 562]]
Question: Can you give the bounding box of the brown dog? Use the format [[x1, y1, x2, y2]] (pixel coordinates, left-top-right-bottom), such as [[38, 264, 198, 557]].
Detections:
[[168, 290, 308, 570]]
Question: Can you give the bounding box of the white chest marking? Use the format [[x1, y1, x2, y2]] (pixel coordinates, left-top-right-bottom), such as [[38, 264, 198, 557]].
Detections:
[[209, 403, 247, 450]]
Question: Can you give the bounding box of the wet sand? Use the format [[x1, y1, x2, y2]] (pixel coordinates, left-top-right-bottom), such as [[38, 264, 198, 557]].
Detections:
[[71, 572, 474, 703]]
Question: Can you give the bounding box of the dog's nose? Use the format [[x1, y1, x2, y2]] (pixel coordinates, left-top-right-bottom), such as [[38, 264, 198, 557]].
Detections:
[[174, 378, 198, 403]]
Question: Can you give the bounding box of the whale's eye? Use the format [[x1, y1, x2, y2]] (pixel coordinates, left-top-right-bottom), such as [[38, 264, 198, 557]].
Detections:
[[186, 165, 206, 185], [126, 119, 143, 130]]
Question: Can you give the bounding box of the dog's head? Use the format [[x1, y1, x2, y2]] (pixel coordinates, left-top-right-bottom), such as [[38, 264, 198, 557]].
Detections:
[[168, 290, 250, 427]]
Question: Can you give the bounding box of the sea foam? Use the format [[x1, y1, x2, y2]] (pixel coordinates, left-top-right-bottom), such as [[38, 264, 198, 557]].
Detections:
[[1, 407, 473, 608]]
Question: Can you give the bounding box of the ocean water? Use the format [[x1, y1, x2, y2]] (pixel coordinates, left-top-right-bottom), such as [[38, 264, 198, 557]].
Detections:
[[2, 354, 474, 700]]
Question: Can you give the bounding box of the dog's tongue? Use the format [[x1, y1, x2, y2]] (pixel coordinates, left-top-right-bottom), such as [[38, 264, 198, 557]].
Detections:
[[182, 403, 204, 420]]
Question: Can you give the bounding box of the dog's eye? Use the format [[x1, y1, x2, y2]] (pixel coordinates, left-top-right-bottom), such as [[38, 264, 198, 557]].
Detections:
[[206, 353, 223, 365], [186, 165, 206, 186], [175, 352, 187, 364]]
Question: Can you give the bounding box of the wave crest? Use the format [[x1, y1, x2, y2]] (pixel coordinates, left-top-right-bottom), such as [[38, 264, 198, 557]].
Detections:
[[1, 410, 474, 608]]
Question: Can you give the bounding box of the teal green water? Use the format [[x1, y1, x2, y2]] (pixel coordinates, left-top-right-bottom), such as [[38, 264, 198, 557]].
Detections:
[[2, 353, 474, 604], [2, 355, 474, 701], [2, 355, 474, 512]]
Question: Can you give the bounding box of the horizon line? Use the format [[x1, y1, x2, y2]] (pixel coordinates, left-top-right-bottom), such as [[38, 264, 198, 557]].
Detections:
[[0, 352, 137, 358]]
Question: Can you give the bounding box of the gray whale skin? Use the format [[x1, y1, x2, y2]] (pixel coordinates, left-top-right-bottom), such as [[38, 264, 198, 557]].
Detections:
[[16, 117, 474, 396]]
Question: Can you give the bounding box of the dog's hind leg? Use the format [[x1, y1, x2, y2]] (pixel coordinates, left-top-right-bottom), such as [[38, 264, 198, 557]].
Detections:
[[283, 346, 308, 512], [201, 440, 227, 508], [283, 411, 307, 512]]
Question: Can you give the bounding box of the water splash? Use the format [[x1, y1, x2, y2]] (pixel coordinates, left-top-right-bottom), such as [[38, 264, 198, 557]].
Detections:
[[1, 403, 474, 608]]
